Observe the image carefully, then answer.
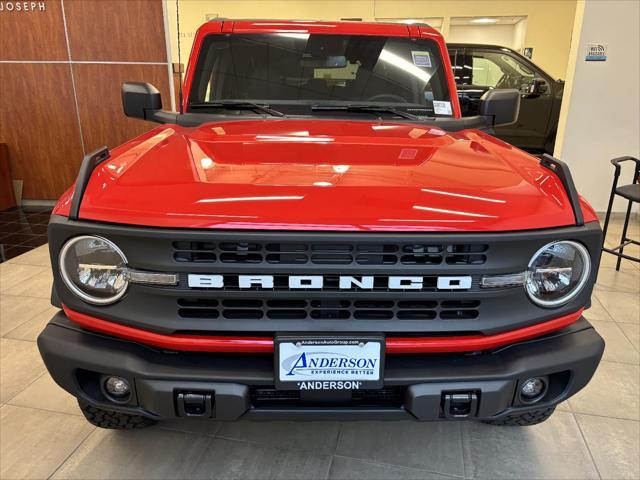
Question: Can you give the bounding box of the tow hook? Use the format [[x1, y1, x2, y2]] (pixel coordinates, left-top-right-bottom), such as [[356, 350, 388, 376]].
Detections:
[[176, 391, 214, 417], [442, 391, 479, 418]]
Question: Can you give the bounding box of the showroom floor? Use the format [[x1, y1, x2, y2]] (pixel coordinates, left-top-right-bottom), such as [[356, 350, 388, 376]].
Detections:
[[0, 217, 638, 480], [0, 207, 52, 262]]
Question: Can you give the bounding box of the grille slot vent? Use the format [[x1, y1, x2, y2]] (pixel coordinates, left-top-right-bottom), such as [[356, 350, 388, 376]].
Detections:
[[173, 241, 488, 265], [177, 298, 481, 321]]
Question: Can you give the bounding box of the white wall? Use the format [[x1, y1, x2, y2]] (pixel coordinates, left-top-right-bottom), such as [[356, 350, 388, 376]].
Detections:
[[555, 0, 640, 212], [376, 17, 444, 31], [513, 18, 527, 52]]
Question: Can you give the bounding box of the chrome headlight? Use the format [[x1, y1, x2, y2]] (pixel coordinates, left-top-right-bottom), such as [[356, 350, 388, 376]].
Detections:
[[525, 240, 591, 307], [59, 236, 128, 305]]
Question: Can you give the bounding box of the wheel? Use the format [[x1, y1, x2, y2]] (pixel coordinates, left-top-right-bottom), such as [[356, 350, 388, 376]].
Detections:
[[78, 400, 157, 429], [482, 406, 556, 426]]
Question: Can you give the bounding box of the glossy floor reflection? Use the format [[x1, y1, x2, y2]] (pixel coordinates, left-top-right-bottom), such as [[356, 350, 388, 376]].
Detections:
[[0, 217, 638, 479], [0, 207, 52, 263]]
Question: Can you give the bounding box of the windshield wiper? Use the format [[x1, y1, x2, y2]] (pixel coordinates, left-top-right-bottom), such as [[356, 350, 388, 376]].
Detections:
[[311, 104, 421, 121], [190, 101, 285, 117]]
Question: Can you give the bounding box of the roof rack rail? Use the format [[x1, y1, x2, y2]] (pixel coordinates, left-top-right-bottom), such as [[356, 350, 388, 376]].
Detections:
[[539, 154, 584, 226], [69, 146, 110, 221]]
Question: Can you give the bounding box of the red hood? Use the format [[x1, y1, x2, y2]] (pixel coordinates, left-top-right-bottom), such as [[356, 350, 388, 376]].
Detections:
[[56, 119, 595, 232]]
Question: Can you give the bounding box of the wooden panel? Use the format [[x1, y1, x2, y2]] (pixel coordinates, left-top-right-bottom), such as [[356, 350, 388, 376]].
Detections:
[[0, 63, 84, 199], [0, 0, 68, 61], [64, 0, 167, 62], [173, 73, 181, 111], [73, 63, 171, 152], [0, 144, 17, 210]]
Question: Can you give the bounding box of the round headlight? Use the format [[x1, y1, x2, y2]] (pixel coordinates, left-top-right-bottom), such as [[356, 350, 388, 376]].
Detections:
[[525, 240, 591, 307], [59, 236, 128, 305]]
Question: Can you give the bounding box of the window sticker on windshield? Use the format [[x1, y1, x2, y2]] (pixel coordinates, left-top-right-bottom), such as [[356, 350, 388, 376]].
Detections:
[[411, 51, 432, 68], [433, 101, 452, 116]]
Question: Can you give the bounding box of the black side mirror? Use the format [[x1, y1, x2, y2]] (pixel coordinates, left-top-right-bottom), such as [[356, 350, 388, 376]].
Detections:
[[122, 82, 176, 123], [479, 89, 520, 127], [529, 78, 548, 95], [520, 78, 549, 97], [122, 82, 161, 119]]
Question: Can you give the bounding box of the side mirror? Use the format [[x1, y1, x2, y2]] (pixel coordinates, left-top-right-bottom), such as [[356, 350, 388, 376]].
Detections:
[[479, 89, 520, 127], [122, 82, 161, 120], [520, 78, 549, 97], [529, 78, 548, 95], [121, 82, 176, 123]]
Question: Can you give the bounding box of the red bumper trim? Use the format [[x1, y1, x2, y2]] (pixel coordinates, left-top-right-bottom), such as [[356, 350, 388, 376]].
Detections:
[[61, 305, 583, 354]]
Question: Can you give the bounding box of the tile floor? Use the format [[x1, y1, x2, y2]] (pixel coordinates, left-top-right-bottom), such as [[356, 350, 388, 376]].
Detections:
[[0, 207, 53, 263], [0, 217, 638, 480]]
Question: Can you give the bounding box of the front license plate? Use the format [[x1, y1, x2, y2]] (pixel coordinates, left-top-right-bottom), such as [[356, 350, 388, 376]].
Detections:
[[275, 336, 384, 390]]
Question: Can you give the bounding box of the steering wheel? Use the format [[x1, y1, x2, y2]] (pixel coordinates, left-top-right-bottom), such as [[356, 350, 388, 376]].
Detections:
[[366, 93, 408, 103]]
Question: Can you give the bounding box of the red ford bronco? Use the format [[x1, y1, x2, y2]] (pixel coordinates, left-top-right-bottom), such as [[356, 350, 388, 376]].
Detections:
[[38, 20, 604, 428]]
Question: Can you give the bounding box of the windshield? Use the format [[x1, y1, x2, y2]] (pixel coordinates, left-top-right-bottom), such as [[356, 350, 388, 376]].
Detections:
[[188, 33, 454, 117]]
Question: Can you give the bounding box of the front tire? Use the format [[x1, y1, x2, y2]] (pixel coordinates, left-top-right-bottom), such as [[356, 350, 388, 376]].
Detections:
[[78, 401, 157, 429], [482, 406, 556, 426]]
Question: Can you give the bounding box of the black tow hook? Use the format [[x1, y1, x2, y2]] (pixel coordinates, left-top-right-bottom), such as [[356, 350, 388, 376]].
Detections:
[[176, 392, 214, 417], [442, 391, 479, 418]]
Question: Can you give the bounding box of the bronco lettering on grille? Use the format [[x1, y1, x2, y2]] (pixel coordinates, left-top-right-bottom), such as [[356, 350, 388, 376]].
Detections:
[[187, 274, 472, 290]]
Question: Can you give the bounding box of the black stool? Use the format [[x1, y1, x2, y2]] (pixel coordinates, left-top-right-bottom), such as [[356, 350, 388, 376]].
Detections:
[[602, 156, 640, 270]]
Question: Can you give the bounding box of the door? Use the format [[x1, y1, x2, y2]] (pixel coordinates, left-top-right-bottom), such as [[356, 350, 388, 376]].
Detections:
[[449, 47, 555, 151]]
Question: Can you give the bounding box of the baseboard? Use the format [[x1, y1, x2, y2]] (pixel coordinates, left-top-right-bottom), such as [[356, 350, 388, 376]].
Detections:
[[20, 199, 57, 208]]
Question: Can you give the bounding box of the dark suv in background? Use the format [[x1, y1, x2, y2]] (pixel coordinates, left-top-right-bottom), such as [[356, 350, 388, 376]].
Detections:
[[448, 44, 564, 154]]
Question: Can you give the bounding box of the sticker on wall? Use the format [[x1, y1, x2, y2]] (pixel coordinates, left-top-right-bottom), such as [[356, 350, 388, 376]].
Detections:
[[585, 43, 607, 61], [433, 101, 452, 116], [411, 51, 432, 68]]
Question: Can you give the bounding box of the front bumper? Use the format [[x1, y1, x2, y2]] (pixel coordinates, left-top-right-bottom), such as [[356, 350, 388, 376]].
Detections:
[[38, 312, 604, 422]]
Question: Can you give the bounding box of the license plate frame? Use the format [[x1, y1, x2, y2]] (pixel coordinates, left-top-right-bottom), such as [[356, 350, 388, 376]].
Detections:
[[274, 335, 385, 391]]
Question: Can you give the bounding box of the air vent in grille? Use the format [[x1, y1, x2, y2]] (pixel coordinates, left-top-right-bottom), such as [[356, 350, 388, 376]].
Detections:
[[173, 241, 488, 265], [177, 298, 480, 321]]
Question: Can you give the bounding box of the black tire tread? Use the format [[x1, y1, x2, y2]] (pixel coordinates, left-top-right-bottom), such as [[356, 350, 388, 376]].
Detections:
[[79, 401, 156, 429], [483, 406, 556, 426]]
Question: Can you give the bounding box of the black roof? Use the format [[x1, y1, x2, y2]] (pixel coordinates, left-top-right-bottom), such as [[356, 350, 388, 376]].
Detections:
[[446, 43, 514, 50]]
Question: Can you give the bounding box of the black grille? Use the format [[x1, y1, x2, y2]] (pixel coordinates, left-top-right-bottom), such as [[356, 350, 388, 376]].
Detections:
[[178, 298, 480, 321], [173, 241, 488, 265], [250, 387, 405, 408], [49, 216, 602, 337]]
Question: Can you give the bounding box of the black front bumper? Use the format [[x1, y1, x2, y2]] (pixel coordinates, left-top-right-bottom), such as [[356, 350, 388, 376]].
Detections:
[[38, 312, 604, 422]]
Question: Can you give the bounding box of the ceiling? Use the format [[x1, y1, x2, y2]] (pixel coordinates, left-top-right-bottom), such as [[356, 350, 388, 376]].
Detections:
[[450, 16, 527, 26]]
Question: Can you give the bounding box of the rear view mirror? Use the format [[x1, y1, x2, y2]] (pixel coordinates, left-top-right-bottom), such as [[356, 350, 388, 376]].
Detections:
[[479, 89, 520, 127], [324, 56, 348, 68]]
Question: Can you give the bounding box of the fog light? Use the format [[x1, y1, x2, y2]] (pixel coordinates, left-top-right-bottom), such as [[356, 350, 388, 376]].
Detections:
[[520, 377, 546, 402], [104, 376, 130, 398]]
